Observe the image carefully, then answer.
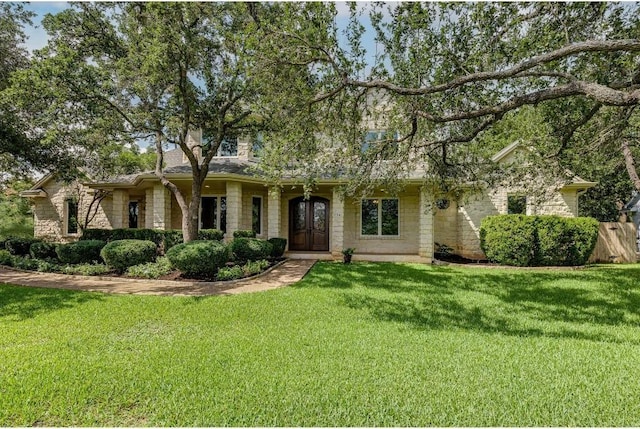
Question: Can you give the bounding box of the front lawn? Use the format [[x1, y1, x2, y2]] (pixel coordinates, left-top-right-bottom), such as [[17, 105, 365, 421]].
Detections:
[[2, 262, 640, 426]]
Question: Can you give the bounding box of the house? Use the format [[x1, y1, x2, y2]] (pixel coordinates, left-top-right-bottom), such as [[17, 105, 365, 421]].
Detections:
[[20, 135, 596, 262]]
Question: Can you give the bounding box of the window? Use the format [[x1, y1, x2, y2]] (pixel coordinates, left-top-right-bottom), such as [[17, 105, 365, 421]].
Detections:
[[202, 133, 238, 157], [201, 196, 227, 232], [361, 198, 399, 236], [252, 196, 262, 235], [361, 130, 398, 159], [128, 201, 139, 229], [507, 195, 527, 215], [66, 199, 78, 235], [252, 132, 263, 157]]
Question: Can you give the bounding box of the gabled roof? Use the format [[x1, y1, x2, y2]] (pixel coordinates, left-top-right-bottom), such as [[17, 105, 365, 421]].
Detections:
[[491, 140, 523, 163]]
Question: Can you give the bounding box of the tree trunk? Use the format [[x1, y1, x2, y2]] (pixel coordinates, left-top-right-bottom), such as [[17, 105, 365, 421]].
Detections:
[[621, 139, 640, 191], [183, 190, 201, 242]]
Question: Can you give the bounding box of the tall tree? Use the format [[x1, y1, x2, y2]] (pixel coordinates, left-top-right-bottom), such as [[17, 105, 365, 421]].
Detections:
[[255, 2, 640, 197], [11, 2, 264, 241]]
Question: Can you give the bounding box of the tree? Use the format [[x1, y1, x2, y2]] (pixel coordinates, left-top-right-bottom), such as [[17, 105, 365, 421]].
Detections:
[[16, 2, 264, 241], [254, 2, 640, 198]]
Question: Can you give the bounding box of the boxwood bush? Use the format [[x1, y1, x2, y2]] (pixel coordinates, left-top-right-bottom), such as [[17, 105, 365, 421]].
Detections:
[[0, 249, 13, 266], [82, 228, 224, 253], [230, 238, 273, 262], [480, 214, 598, 266], [267, 237, 287, 258], [30, 242, 58, 260], [5, 237, 40, 256], [166, 240, 229, 278], [233, 230, 257, 239], [56, 240, 106, 264], [100, 239, 157, 273]]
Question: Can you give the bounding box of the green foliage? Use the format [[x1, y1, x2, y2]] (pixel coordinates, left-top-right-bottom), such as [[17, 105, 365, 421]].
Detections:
[[100, 239, 156, 273], [233, 230, 257, 239], [535, 216, 599, 266], [125, 256, 173, 279], [0, 249, 13, 265], [29, 242, 58, 260], [60, 263, 111, 276], [217, 259, 271, 281], [0, 181, 33, 237], [198, 229, 225, 241], [267, 237, 287, 258], [5, 237, 39, 256], [34, 259, 61, 273], [216, 265, 244, 281], [229, 238, 273, 262], [56, 240, 106, 264], [166, 240, 229, 278], [11, 256, 38, 271], [480, 215, 599, 266]]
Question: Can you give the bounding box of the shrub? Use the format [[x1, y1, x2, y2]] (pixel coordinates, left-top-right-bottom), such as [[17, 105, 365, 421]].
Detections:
[[198, 229, 225, 241], [81, 228, 113, 242], [56, 240, 106, 264], [230, 238, 273, 262], [5, 237, 39, 256], [30, 242, 58, 260], [534, 216, 599, 266], [216, 265, 244, 281], [480, 214, 599, 267], [100, 239, 157, 273], [126, 256, 173, 279], [35, 259, 61, 273], [233, 230, 257, 238], [480, 215, 537, 266], [0, 249, 13, 266], [166, 240, 229, 278], [267, 238, 287, 258], [243, 259, 270, 276], [61, 263, 111, 276], [12, 256, 39, 271]]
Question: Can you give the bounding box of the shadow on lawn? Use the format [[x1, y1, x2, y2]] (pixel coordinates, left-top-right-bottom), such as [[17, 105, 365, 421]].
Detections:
[[301, 262, 640, 344], [0, 285, 104, 321]]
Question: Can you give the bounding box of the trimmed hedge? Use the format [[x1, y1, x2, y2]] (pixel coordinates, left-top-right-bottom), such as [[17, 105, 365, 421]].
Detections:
[[480, 214, 598, 267], [230, 238, 273, 262], [166, 240, 229, 278], [56, 240, 106, 264], [233, 230, 257, 238], [81, 228, 224, 253], [100, 239, 157, 273], [30, 242, 58, 260], [5, 237, 40, 256], [267, 237, 287, 258], [0, 249, 13, 266]]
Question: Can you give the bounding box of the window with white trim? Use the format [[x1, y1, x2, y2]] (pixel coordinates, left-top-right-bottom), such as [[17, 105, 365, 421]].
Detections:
[[361, 198, 399, 236], [361, 130, 399, 159], [202, 133, 238, 157], [201, 196, 227, 232], [252, 196, 262, 235]]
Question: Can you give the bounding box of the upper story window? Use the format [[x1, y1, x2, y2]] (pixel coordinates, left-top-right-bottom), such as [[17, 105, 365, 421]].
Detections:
[[361, 198, 399, 236], [252, 132, 264, 158], [507, 194, 527, 214], [362, 130, 398, 159], [203, 131, 238, 157]]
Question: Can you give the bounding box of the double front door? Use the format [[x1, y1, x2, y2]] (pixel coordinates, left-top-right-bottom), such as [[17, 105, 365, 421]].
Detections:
[[289, 197, 329, 251]]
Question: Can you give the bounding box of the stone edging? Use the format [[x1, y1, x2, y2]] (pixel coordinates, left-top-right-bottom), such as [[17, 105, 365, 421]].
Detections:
[[0, 258, 289, 287]]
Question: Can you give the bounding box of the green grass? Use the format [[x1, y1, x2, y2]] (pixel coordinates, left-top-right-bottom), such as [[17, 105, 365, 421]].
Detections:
[[2, 262, 640, 426]]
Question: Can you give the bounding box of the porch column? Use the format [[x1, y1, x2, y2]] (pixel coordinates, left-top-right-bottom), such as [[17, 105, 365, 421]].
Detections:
[[267, 186, 281, 239], [331, 187, 345, 258], [153, 184, 172, 230], [145, 188, 154, 229], [226, 181, 242, 239], [418, 187, 434, 261], [111, 190, 128, 229]]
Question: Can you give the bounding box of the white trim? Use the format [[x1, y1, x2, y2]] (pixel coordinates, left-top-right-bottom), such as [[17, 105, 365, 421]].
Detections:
[[251, 195, 263, 237], [359, 197, 400, 238]]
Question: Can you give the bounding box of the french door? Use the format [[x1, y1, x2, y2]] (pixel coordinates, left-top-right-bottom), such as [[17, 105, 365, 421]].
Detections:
[[289, 197, 329, 251]]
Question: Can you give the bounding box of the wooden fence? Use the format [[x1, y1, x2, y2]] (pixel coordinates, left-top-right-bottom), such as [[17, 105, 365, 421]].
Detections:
[[588, 222, 638, 263]]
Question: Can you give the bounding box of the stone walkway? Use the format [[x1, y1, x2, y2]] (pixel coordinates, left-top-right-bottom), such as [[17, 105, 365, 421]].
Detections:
[[0, 259, 317, 297]]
